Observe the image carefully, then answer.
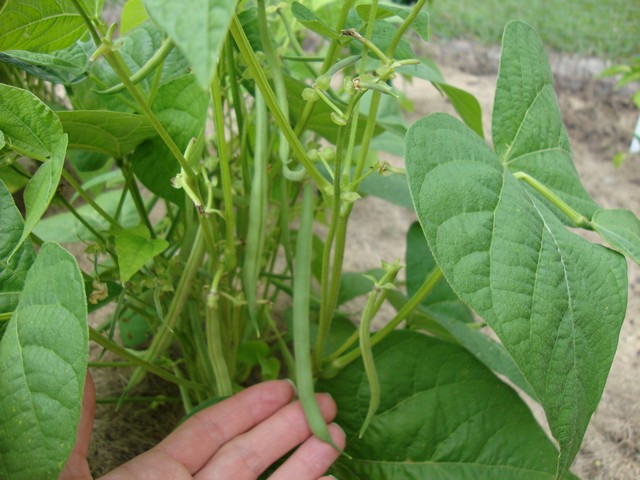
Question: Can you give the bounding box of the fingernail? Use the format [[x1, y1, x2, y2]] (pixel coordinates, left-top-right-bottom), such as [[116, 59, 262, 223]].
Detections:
[[330, 422, 346, 437], [283, 378, 298, 395]]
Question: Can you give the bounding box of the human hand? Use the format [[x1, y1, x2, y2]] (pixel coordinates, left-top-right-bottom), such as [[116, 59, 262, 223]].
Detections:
[[60, 373, 345, 479]]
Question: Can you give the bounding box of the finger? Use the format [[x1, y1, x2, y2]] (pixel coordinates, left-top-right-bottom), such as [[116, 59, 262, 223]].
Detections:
[[154, 380, 295, 473], [194, 393, 337, 480], [269, 423, 346, 480], [60, 371, 96, 480]]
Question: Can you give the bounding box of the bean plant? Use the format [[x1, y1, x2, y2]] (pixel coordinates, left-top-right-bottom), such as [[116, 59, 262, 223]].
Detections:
[[1, 1, 639, 479]]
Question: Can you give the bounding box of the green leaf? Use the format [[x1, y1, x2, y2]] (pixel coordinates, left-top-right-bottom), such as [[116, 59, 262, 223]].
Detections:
[[58, 110, 156, 158], [69, 23, 187, 113], [0, 243, 88, 479], [115, 225, 169, 283], [405, 112, 627, 477], [0, 179, 35, 314], [121, 0, 149, 35], [33, 190, 138, 243], [0, 0, 97, 53], [358, 170, 413, 210], [397, 61, 484, 138], [356, 3, 429, 42], [132, 74, 209, 204], [143, 0, 240, 89], [592, 208, 640, 266], [0, 41, 90, 85], [291, 2, 340, 40], [0, 84, 68, 258], [319, 331, 570, 479], [493, 21, 598, 222]]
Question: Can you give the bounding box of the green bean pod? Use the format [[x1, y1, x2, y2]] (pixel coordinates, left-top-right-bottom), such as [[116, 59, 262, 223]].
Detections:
[[293, 184, 341, 453], [242, 90, 268, 334]]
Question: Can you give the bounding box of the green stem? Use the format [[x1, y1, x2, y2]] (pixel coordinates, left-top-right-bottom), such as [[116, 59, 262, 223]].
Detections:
[[124, 229, 207, 392], [124, 162, 155, 237], [62, 170, 119, 229], [56, 195, 109, 247], [211, 69, 237, 270], [230, 15, 330, 191], [71, 0, 201, 193], [513, 171, 593, 228], [386, 0, 428, 56], [89, 327, 205, 390], [325, 267, 443, 374]]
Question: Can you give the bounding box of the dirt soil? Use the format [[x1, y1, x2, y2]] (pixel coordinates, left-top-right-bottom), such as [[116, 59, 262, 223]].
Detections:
[[87, 39, 640, 478]]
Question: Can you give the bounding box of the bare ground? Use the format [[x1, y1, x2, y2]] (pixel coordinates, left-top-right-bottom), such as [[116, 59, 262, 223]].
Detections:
[[87, 39, 640, 478]]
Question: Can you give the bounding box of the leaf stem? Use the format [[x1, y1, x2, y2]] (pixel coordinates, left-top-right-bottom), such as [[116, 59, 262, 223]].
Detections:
[[324, 267, 443, 374], [513, 171, 593, 229], [62, 170, 119, 229], [89, 327, 205, 390], [386, 0, 428, 56]]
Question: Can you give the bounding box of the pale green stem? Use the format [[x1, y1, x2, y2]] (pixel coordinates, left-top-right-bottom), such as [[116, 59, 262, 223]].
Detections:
[[326, 267, 443, 373], [513, 171, 593, 228], [229, 16, 330, 192], [89, 328, 205, 391], [211, 69, 237, 270], [386, 0, 428, 56]]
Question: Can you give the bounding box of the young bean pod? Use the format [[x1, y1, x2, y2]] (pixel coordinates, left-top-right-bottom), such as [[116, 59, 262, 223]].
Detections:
[[293, 184, 342, 453]]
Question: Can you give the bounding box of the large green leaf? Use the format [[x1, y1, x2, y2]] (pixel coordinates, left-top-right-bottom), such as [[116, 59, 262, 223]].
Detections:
[[319, 331, 572, 479], [492, 21, 598, 221], [0, 84, 68, 258], [143, 0, 239, 89], [115, 225, 168, 283], [0, 179, 35, 314], [0, 243, 88, 479], [58, 110, 156, 158], [132, 74, 209, 204], [405, 112, 627, 477], [406, 24, 631, 475], [0, 0, 97, 53]]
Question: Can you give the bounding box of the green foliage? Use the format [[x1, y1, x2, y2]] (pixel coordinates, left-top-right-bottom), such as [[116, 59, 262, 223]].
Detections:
[[0, 84, 68, 257], [0, 180, 36, 314], [0, 243, 88, 479], [0, 1, 637, 478], [320, 331, 571, 479], [405, 21, 637, 475], [143, 0, 240, 89]]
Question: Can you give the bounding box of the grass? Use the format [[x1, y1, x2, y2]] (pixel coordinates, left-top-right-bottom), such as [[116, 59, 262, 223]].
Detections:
[[427, 0, 640, 62]]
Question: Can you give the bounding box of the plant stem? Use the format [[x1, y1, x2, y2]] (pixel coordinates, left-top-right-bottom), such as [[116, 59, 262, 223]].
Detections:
[[325, 267, 443, 374], [89, 327, 205, 390], [513, 171, 593, 228], [211, 69, 237, 270], [124, 228, 207, 392], [386, 0, 428, 56], [62, 170, 119, 229], [230, 15, 330, 192]]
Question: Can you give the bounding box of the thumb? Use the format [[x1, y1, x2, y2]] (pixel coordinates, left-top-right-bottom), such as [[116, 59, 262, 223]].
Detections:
[[60, 370, 96, 480]]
